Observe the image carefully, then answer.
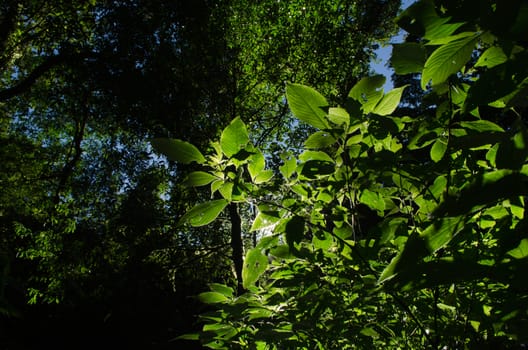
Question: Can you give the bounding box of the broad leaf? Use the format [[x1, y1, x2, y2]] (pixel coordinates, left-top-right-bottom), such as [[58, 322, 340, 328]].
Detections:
[[286, 83, 329, 129], [254, 170, 273, 184], [220, 117, 249, 157], [372, 86, 408, 116], [349, 75, 385, 113], [421, 33, 479, 89], [198, 291, 229, 304], [507, 239, 528, 259], [328, 107, 350, 125], [475, 46, 508, 68], [152, 138, 206, 164], [460, 120, 504, 132], [178, 199, 228, 227], [304, 131, 337, 148], [209, 283, 234, 298], [185, 171, 219, 187], [248, 150, 265, 181], [430, 137, 447, 162], [359, 189, 385, 212], [242, 248, 268, 289], [420, 216, 465, 253]]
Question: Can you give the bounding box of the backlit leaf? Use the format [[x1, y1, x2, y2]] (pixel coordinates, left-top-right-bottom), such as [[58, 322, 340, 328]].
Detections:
[[421, 33, 479, 89], [152, 138, 206, 164], [507, 239, 528, 259], [185, 171, 218, 187], [475, 46, 508, 68], [304, 131, 337, 148], [242, 248, 268, 289], [198, 291, 229, 304], [359, 189, 385, 212], [430, 137, 448, 162], [372, 86, 408, 116], [178, 199, 228, 227], [220, 117, 249, 157], [349, 75, 385, 113], [286, 83, 329, 130]]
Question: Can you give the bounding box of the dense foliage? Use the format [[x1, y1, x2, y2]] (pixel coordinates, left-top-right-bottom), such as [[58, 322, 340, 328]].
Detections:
[[0, 0, 399, 348], [155, 0, 528, 348]]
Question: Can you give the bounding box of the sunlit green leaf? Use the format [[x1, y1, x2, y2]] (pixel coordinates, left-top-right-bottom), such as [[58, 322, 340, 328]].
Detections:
[[349, 75, 385, 113], [209, 283, 234, 298], [286, 83, 329, 129], [507, 239, 528, 259], [372, 86, 408, 116], [152, 138, 206, 164], [248, 149, 265, 181], [421, 33, 479, 89], [178, 199, 229, 227], [220, 117, 249, 157], [359, 189, 385, 212], [475, 46, 508, 68], [304, 131, 337, 148], [254, 170, 273, 184], [185, 171, 219, 187], [242, 248, 268, 289], [430, 137, 448, 162], [198, 291, 229, 304]]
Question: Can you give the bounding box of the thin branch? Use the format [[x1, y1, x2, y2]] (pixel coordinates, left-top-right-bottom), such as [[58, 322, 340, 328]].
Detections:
[[0, 51, 96, 102]]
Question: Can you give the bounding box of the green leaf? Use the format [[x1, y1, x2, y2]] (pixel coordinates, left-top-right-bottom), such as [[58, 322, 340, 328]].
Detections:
[[286, 83, 329, 129], [420, 217, 465, 253], [184, 171, 219, 187], [209, 283, 234, 297], [279, 153, 297, 179], [178, 199, 228, 227], [218, 182, 234, 201], [198, 291, 229, 304], [460, 120, 504, 132], [304, 131, 337, 148], [220, 117, 249, 157], [433, 171, 528, 217], [299, 150, 334, 163], [349, 75, 385, 113], [175, 333, 200, 341], [507, 239, 528, 259], [475, 46, 508, 68], [421, 33, 480, 89], [248, 150, 265, 181], [390, 42, 427, 74], [430, 137, 448, 162], [328, 107, 350, 126], [254, 170, 273, 184], [359, 189, 385, 212], [372, 86, 408, 116], [152, 138, 206, 164], [360, 327, 380, 338], [242, 248, 268, 289]]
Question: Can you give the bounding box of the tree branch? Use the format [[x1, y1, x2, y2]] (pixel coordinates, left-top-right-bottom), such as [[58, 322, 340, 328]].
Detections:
[[0, 51, 96, 102]]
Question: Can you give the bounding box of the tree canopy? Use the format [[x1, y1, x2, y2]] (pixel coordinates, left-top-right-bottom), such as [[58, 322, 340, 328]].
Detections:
[[155, 0, 528, 348], [0, 0, 400, 348]]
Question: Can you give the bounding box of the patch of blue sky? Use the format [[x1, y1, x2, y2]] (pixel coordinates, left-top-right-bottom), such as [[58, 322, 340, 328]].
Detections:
[[370, 0, 415, 91]]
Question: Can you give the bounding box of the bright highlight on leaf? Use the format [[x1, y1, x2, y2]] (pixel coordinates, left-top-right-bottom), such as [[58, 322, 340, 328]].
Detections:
[[286, 83, 329, 130], [220, 117, 250, 157], [152, 138, 206, 164], [421, 33, 479, 89], [242, 248, 268, 289], [178, 199, 228, 227]]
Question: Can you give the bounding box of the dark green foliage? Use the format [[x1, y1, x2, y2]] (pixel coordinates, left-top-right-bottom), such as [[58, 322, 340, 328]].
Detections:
[[155, 0, 528, 348]]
